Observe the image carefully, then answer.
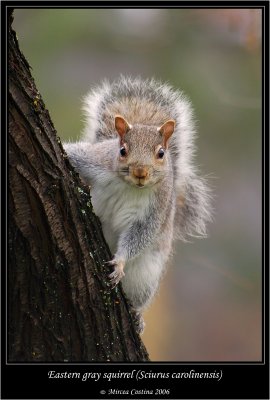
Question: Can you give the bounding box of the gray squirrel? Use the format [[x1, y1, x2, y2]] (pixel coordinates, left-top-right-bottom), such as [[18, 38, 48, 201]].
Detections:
[[64, 76, 212, 333]]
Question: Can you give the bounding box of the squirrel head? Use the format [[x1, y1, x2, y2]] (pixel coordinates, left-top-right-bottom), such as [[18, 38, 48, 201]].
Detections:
[[114, 115, 175, 188]]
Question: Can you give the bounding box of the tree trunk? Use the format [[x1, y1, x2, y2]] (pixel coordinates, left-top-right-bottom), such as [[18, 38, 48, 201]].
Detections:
[[8, 10, 149, 363]]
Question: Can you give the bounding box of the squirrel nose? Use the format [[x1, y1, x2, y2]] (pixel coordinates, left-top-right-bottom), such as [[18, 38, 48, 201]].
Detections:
[[132, 166, 148, 179]]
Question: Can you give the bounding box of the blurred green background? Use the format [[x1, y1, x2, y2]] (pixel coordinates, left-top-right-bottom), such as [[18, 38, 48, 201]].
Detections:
[[14, 8, 262, 361]]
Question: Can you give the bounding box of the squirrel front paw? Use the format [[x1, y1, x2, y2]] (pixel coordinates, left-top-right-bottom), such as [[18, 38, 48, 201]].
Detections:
[[107, 258, 125, 288]]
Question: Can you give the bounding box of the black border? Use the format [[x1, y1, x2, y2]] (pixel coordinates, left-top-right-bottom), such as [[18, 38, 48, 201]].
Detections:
[[2, 1, 269, 399]]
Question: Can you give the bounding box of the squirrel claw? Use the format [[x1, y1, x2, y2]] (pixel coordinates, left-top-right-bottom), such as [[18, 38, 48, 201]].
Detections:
[[132, 311, 146, 334], [105, 259, 117, 266], [108, 260, 125, 287]]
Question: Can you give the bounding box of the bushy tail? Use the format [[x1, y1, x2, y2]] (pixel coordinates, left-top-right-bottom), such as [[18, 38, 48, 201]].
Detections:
[[174, 174, 213, 241]]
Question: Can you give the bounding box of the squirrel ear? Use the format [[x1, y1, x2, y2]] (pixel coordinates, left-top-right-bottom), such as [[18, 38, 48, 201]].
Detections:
[[158, 120, 175, 148], [115, 115, 132, 141]]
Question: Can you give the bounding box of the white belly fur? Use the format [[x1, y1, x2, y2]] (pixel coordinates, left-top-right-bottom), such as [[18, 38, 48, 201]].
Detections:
[[91, 175, 153, 252], [91, 175, 167, 309]]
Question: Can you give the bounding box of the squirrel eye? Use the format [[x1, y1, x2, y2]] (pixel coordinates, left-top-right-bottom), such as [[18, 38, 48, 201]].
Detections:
[[120, 146, 127, 157], [157, 148, 165, 159]]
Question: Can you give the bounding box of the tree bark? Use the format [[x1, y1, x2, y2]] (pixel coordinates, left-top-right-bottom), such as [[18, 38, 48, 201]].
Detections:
[[8, 10, 149, 362]]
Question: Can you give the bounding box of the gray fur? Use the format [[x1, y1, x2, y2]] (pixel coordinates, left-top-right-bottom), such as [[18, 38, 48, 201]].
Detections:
[[82, 75, 212, 240], [64, 76, 212, 331]]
